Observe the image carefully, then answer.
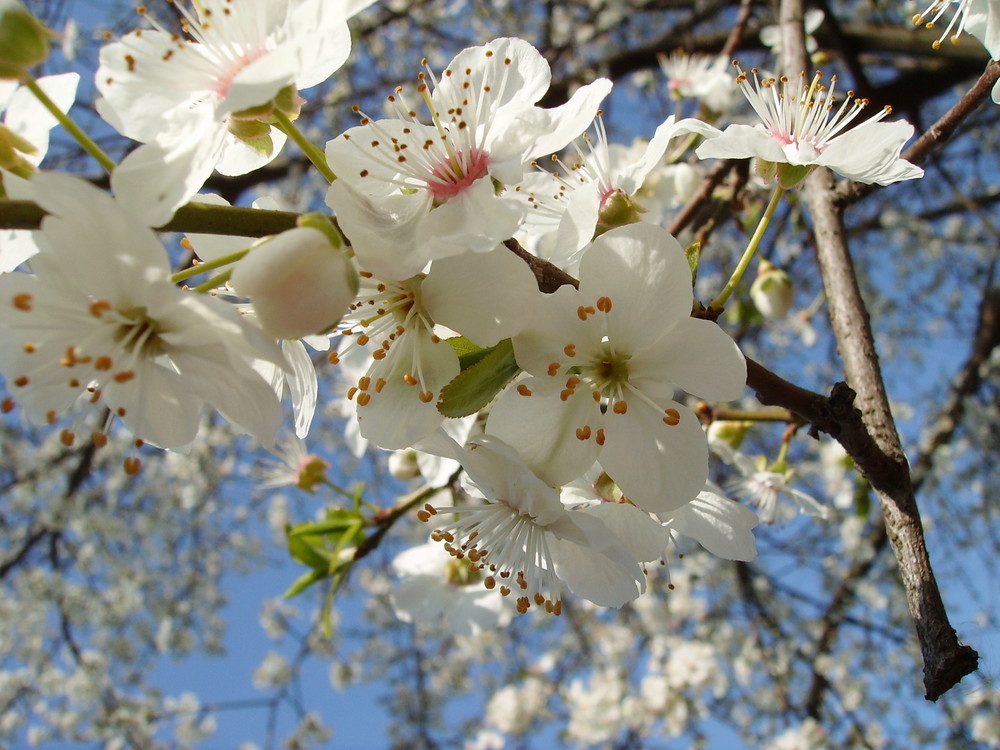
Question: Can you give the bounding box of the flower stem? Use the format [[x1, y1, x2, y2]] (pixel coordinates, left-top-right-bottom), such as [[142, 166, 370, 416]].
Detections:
[[171, 246, 252, 284], [271, 110, 337, 183], [22, 75, 116, 174], [191, 269, 232, 294], [709, 185, 785, 311]]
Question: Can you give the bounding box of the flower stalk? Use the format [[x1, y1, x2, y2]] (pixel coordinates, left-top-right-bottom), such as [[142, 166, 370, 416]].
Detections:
[[22, 74, 115, 173], [271, 109, 337, 183], [709, 184, 785, 311]]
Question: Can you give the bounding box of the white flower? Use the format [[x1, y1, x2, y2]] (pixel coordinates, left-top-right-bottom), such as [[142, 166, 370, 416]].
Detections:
[[259, 435, 329, 492], [695, 66, 924, 187], [390, 541, 509, 636], [487, 222, 746, 514], [325, 37, 611, 279], [97, 0, 374, 224], [334, 245, 538, 449], [419, 435, 648, 612], [515, 115, 716, 272], [712, 440, 829, 523], [914, 0, 1000, 55], [657, 51, 740, 113], [0, 172, 285, 450]]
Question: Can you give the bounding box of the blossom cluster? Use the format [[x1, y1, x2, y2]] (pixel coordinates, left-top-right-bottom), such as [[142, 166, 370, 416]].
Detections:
[[0, 0, 927, 631]]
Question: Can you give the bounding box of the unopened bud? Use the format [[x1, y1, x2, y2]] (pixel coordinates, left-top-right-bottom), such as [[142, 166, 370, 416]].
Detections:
[[0, 1, 53, 78], [707, 420, 751, 451], [750, 259, 794, 319], [388, 449, 420, 480], [231, 226, 359, 339]]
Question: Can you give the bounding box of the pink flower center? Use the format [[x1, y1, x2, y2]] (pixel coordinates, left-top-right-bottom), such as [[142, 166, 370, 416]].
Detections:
[[426, 149, 491, 202], [214, 49, 269, 99]]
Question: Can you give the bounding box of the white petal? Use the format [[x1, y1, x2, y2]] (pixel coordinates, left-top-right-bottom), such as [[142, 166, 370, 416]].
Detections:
[[600, 400, 708, 513], [551, 512, 645, 607], [282, 339, 318, 439], [422, 246, 540, 348], [581, 502, 672, 563], [666, 490, 759, 561], [527, 78, 612, 158], [486, 378, 602, 487], [695, 123, 786, 163], [578, 223, 693, 353], [630, 317, 746, 402]]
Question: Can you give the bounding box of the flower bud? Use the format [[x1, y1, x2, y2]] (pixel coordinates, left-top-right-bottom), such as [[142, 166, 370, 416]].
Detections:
[[707, 420, 750, 451], [388, 449, 421, 480], [231, 226, 359, 340], [0, 1, 53, 78], [750, 260, 795, 320]]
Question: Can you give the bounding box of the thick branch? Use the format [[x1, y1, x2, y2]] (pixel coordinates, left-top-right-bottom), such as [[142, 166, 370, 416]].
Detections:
[[0, 198, 301, 236], [805, 166, 977, 700]]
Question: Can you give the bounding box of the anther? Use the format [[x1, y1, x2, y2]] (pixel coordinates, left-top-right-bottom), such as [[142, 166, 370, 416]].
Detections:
[[612, 401, 628, 414], [12, 293, 32, 311], [516, 384, 532, 396], [663, 408, 681, 426]]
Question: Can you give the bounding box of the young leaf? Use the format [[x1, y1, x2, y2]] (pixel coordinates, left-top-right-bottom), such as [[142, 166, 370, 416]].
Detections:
[[437, 338, 520, 417]]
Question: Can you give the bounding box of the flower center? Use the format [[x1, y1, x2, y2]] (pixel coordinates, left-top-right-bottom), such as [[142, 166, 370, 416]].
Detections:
[[586, 342, 631, 393], [112, 306, 165, 358], [426, 148, 491, 203]]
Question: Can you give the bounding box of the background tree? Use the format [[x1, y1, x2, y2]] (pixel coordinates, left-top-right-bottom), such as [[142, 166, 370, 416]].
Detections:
[[1, 0, 998, 747]]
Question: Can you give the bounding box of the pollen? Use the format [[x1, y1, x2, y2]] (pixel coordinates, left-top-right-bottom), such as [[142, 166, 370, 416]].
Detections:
[[13, 293, 32, 311]]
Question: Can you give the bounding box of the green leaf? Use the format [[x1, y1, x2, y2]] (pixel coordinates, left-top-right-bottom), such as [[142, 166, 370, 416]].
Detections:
[[437, 338, 520, 418], [284, 568, 326, 599], [288, 508, 362, 537], [286, 531, 331, 570], [446, 335, 492, 369], [684, 241, 701, 286]]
